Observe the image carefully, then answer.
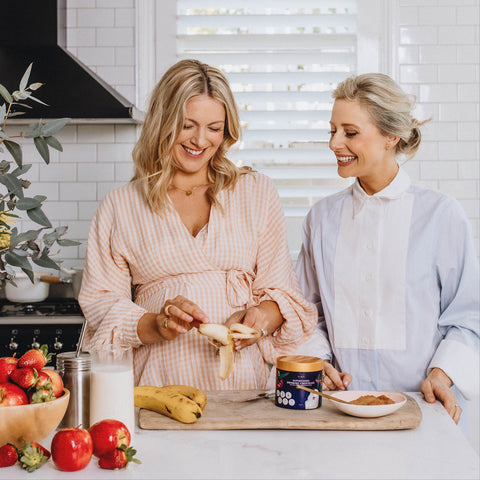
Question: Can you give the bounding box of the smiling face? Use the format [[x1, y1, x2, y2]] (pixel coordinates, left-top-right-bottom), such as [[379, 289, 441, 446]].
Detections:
[[329, 99, 399, 194], [173, 94, 226, 180]]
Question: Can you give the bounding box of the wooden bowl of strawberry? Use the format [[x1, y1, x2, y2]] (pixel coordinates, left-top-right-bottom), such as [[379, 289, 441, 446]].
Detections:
[[0, 345, 70, 446]]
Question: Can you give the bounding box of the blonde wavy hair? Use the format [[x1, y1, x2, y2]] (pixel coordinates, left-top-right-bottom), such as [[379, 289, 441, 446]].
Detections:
[[333, 73, 430, 158], [132, 59, 251, 213]]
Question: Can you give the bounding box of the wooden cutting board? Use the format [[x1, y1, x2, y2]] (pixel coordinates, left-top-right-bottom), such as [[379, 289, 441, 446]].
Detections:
[[138, 389, 422, 431]]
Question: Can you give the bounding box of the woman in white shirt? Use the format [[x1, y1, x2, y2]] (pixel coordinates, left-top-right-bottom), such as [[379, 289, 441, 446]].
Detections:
[[295, 73, 479, 423]]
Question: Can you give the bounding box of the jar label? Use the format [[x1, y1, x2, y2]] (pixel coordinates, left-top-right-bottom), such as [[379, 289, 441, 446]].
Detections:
[[275, 369, 323, 409]]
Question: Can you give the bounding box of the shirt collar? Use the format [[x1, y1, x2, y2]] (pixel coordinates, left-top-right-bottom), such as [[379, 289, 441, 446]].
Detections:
[[352, 167, 411, 217]]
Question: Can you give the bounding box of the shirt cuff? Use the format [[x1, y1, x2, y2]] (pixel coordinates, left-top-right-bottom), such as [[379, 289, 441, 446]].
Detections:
[[428, 338, 480, 400], [123, 305, 148, 347]]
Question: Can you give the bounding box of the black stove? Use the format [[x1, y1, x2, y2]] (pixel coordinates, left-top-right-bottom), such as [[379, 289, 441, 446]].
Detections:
[[0, 298, 84, 358]]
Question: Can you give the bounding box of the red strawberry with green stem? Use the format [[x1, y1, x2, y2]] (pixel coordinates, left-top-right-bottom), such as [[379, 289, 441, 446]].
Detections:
[[98, 445, 141, 470], [18, 345, 54, 370], [0, 443, 18, 468], [19, 442, 51, 472], [10, 367, 38, 390]]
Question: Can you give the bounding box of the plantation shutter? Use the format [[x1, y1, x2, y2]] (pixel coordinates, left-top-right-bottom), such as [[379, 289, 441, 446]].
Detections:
[[176, 0, 357, 254]]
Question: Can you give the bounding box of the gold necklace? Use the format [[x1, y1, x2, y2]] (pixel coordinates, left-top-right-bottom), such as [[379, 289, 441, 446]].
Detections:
[[170, 183, 211, 196]]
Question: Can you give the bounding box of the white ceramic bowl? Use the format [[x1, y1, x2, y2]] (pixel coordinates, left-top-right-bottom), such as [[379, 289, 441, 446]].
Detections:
[[328, 390, 407, 418]]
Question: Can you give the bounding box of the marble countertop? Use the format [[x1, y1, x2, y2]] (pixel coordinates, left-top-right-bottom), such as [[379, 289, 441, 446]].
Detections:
[[4, 393, 480, 480]]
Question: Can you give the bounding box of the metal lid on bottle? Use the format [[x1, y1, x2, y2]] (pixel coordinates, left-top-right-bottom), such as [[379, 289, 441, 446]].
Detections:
[[56, 351, 91, 372], [276, 355, 323, 372]]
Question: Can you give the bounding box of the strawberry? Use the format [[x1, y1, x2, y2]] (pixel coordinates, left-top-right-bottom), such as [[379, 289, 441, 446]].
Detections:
[[38, 369, 64, 398], [0, 443, 18, 468], [10, 367, 38, 390], [18, 345, 54, 370], [29, 386, 55, 404], [19, 441, 51, 472], [98, 445, 141, 470]]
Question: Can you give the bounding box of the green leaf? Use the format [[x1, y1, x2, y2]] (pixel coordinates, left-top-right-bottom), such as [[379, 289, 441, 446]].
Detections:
[[0, 103, 6, 124], [32, 248, 60, 270], [57, 239, 81, 246], [0, 172, 24, 197], [44, 135, 63, 152], [28, 95, 48, 106], [11, 164, 32, 177], [0, 84, 12, 104], [34, 195, 47, 203], [4, 140, 22, 167], [34, 136, 50, 164], [19, 63, 33, 91], [41, 118, 70, 136], [15, 197, 42, 210], [0, 130, 9, 139], [27, 206, 52, 228], [4, 251, 33, 271], [9, 229, 40, 248]]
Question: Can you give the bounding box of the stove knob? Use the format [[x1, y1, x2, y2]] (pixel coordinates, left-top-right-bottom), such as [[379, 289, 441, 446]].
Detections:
[[53, 337, 63, 351], [31, 337, 41, 349], [9, 338, 18, 351]]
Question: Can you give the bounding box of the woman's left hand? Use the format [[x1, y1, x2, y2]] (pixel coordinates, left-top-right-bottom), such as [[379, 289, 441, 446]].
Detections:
[[420, 367, 462, 424], [225, 301, 283, 351]]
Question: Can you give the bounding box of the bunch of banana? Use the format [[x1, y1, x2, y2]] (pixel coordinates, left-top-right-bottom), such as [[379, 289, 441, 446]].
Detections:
[[197, 323, 261, 380], [134, 384, 207, 424]]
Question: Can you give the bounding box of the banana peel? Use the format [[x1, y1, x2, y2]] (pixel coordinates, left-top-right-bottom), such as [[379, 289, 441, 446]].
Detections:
[[197, 322, 261, 380]]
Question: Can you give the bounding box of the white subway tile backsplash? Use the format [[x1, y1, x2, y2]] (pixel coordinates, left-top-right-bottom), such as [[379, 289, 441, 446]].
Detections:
[[60, 182, 97, 201], [39, 164, 77, 182], [439, 103, 478, 122], [458, 84, 480, 103], [43, 202, 78, 221], [458, 122, 480, 141], [76, 47, 116, 66], [115, 125, 138, 143], [419, 45, 456, 64], [398, 45, 419, 64], [419, 84, 457, 103], [97, 28, 134, 47], [438, 141, 479, 160], [438, 180, 478, 199], [67, 28, 96, 47], [67, 0, 96, 8], [78, 202, 100, 221], [458, 45, 480, 64], [61, 220, 92, 240], [438, 26, 477, 44], [26, 183, 59, 201], [61, 144, 97, 163], [457, 6, 480, 25], [418, 6, 456, 25], [438, 64, 478, 83], [115, 47, 135, 66], [423, 121, 458, 142], [400, 65, 437, 83], [400, 26, 437, 45], [399, 6, 418, 25], [420, 160, 458, 180], [115, 163, 135, 182], [77, 125, 115, 143], [78, 163, 115, 182], [115, 8, 135, 27], [77, 9, 114, 27], [96, 0, 134, 7], [95, 66, 135, 86], [97, 144, 134, 163], [458, 160, 480, 179]]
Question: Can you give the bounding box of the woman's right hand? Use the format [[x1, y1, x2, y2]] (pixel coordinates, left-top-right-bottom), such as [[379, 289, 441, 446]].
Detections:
[[322, 361, 352, 391], [137, 295, 209, 343]]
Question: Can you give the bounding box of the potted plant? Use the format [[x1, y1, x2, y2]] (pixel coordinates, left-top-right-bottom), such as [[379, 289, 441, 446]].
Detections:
[[0, 63, 79, 287]]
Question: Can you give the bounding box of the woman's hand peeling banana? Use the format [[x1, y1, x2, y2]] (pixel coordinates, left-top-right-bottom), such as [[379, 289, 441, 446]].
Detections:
[[197, 323, 261, 380]]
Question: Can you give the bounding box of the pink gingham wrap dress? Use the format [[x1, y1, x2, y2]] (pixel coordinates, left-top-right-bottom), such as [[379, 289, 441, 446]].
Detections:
[[79, 171, 317, 390]]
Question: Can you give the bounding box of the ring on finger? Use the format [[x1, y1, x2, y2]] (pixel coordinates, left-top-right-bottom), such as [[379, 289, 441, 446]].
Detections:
[[260, 328, 267, 337], [163, 317, 168, 329], [164, 304, 173, 317]]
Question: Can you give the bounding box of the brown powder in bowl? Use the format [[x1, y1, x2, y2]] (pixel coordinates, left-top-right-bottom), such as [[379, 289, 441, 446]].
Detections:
[[349, 394, 395, 405]]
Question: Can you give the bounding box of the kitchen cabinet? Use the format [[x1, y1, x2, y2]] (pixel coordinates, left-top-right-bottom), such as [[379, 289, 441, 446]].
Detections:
[[4, 393, 479, 479]]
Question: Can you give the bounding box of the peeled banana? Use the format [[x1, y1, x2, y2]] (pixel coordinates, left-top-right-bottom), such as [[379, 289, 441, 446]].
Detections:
[[197, 322, 261, 380], [134, 385, 206, 424]]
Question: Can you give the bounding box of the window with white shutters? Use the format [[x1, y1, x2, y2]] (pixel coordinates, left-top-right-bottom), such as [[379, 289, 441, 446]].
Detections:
[[176, 0, 358, 255]]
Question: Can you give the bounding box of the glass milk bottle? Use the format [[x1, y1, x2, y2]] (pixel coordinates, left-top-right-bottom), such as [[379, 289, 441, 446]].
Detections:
[[89, 344, 135, 437]]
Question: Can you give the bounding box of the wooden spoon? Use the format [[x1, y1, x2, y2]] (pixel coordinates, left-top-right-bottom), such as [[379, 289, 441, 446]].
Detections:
[[295, 385, 352, 405]]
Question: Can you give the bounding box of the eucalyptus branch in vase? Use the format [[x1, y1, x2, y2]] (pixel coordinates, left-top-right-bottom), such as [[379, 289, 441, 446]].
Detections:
[[0, 63, 80, 286]]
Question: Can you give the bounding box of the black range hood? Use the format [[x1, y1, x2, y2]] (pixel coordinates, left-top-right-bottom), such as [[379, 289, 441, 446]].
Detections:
[[0, 0, 141, 122]]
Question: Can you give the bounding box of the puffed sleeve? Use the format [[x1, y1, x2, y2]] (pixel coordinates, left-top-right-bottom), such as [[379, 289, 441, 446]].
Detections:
[[78, 190, 147, 350], [295, 210, 334, 361], [427, 198, 480, 400], [251, 175, 317, 363]]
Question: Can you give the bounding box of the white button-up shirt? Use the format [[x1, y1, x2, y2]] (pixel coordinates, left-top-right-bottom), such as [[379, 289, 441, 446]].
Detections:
[[295, 168, 479, 399]]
